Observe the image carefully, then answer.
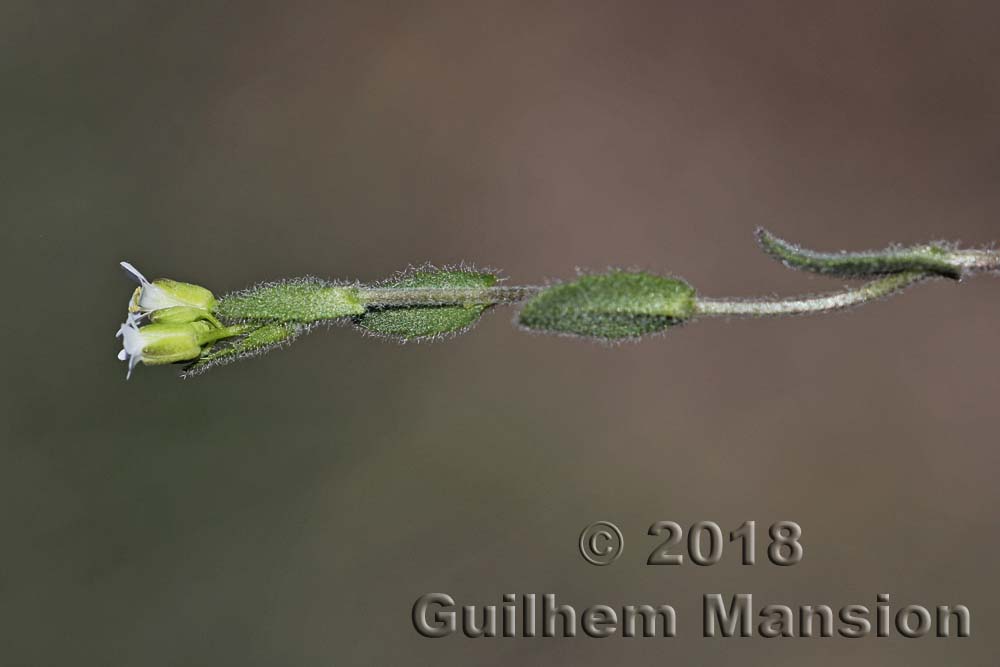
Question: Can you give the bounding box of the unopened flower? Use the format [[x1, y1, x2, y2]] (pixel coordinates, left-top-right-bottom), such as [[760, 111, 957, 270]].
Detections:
[[120, 261, 219, 325], [116, 319, 217, 379]]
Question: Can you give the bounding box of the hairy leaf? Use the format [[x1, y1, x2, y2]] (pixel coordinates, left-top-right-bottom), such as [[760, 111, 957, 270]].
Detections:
[[183, 322, 306, 376], [354, 269, 498, 339], [518, 270, 696, 339], [756, 228, 962, 280], [217, 279, 364, 323]]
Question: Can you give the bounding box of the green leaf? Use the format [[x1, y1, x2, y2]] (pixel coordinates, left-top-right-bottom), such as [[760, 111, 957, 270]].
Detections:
[[183, 322, 305, 376], [755, 228, 962, 280], [518, 270, 696, 339], [354, 269, 498, 339], [216, 279, 365, 323]]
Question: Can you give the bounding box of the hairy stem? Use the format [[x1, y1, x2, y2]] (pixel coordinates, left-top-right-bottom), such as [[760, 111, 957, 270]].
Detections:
[[947, 248, 1000, 273], [360, 272, 934, 320], [694, 271, 928, 318]]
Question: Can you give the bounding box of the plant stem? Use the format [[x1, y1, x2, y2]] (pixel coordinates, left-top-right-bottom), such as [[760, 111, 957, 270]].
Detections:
[[947, 248, 1000, 273], [360, 271, 940, 319], [217, 234, 996, 323], [694, 271, 929, 318]]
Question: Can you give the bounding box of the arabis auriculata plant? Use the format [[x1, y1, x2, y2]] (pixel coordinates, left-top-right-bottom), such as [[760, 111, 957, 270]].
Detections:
[[115, 229, 1000, 378]]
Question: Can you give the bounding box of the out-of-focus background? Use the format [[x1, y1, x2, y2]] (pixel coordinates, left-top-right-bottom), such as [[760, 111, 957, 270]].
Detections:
[[3, 2, 999, 665]]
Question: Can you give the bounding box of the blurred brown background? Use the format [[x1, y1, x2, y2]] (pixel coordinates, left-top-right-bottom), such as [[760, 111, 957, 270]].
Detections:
[[3, 1, 999, 665]]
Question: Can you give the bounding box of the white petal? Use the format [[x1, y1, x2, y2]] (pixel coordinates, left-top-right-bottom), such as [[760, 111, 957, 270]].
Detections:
[[117, 349, 127, 361], [117, 320, 146, 356], [120, 261, 150, 285], [126, 354, 139, 380], [136, 283, 178, 311]]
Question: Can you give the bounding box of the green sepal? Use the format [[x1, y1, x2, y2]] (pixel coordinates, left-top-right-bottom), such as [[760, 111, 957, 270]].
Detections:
[[130, 279, 217, 313], [354, 269, 497, 339], [148, 305, 223, 327], [134, 321, 219, 366], [518, 270, 696, 339], [153, 279, 216, 309]]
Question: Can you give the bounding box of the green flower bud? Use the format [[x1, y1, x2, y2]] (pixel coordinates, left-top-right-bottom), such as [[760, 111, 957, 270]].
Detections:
[[116, 320, 217, 379], [518, 270, 696, 339], [121, 261, 217, 319]]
